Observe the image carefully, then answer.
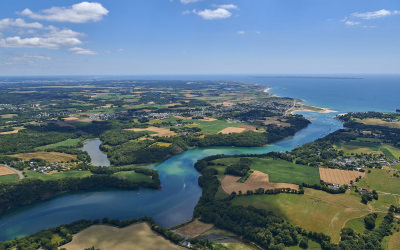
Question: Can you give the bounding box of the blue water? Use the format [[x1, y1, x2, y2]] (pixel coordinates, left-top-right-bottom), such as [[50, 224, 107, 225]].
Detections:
[[0, 75, 399, 241]]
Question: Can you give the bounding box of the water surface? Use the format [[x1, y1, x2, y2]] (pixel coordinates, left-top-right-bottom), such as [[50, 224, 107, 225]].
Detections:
[[82, 139, 111, 167]]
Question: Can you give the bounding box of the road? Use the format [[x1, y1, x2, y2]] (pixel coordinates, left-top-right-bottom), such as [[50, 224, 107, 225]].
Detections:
[[5, 165, 24, 179]]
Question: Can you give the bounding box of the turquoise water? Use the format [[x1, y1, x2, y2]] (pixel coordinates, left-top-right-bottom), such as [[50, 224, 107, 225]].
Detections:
[[82, 139, 111, 167], [0, 75, 398, 241]]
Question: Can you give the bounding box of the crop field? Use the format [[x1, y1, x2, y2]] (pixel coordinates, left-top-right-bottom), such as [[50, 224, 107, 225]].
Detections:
[[0, 165, 16, 176], [126, 126, 177, 137], [221, 170, 298, 194], [11, 152, 77, 162], [319, 168, 363, 185], [113, 171, 152, 183], [25, 170, 92, 180], [219, 127, 247, 134], [250, 158, 320, 185], [357, 169, 400, 195], [191, 119, 242, 134], [36, 138, 82, 150], [61, 223, 183, 250], [175, 219, 213, 238], [232, 188, 371, 242]]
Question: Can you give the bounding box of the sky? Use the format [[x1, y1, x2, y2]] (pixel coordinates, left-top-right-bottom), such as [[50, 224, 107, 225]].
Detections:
[[0, 0, 399, 75]]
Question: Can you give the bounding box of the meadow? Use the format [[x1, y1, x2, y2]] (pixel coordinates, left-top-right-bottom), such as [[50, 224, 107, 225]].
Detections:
[[35, 138, 82, 150], [112, 170, 153, 183], [25, 170, 92, 180], [0, 174, 18, 183], [215, 157, 320, 185], [357, 169, 400, 195]]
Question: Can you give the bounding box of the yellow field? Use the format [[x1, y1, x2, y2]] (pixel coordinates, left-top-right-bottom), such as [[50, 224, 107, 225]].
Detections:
[[0, 126, 24, 135], [356, 118, 400, 129], [0, 165, 16, 176], [319, 168, 363, 185], [221, 170, 299, 194], [126, 126, 177, 137], [0, 114, 17, 119], [153, 142, 172, 147], [175, 219, 213, 238], [11, 152, 77, 162], [219, 127, 247, 134], [233, 188, 372, 242], [61, 223, 183, 250], [388, 232, 400, 250]]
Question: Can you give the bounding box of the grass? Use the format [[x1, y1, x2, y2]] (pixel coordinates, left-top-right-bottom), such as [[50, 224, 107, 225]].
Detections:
[[191, 119, 242, 133], [11, 152, 77, 162], [345, 213, 386, 234], [113, 171, 152, 183], [61, 222, 183, 250], [232, 188, 371, 242], [25, 170, 92, 180], [213, 157, 320, 185], [357, 169, 400, 195], [35, 138, 82, 150], [356, 118, 400, 129], [387, 232, 400, 250], [0, 174, 18, 183]]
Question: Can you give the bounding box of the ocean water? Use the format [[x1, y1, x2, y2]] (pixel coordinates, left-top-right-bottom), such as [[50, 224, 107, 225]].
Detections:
[[0, 75, 398, 241]]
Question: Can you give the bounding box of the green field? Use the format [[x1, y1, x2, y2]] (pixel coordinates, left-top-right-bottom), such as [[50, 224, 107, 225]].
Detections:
[[357, 169, 400, 195], [345, 213, 386, 234], [36, 138, 82, 150], [214, 157, 320, 185], [0, 174, 18, 183], [25, 170, 92, 180], [191, 119, 242, 133], [113, 171, 152, 183], [232, 188, 371, 242]]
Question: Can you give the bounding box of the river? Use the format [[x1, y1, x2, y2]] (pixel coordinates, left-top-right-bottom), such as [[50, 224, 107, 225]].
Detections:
[[1, 75, 399, 241]]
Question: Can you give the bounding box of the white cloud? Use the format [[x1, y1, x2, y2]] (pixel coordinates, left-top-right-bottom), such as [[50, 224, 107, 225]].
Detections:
[[182, 10, 192, 15], [236, 30, 245, 35], [193, 3, 238, 20], [194, 8, 232, 20], [20, 2, 109, 23], [352, 9, 399, 20], [344, 20, 360, 26], [69, 47, 98, 55], [0, 18, 43, 30], [180, 0, 200, 4], [0, 27, 83, 49], [216, 4, 238, 10]]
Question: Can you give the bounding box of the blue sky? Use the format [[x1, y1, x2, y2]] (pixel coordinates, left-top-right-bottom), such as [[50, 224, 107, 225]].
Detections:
[[0, 0, 399, 75]]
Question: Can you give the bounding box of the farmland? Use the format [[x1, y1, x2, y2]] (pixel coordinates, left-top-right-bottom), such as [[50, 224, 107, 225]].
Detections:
[[61, 223, 183, 250], [11, 152, 77, 162], [232, 188, 371, 242], [24, 170, 92, 180], [357, 168, 400, 195], [221, 170, 298, 194], [214, 157, 320, 185], [319, 168, 363, 185], [0, 174, 18, 183]]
